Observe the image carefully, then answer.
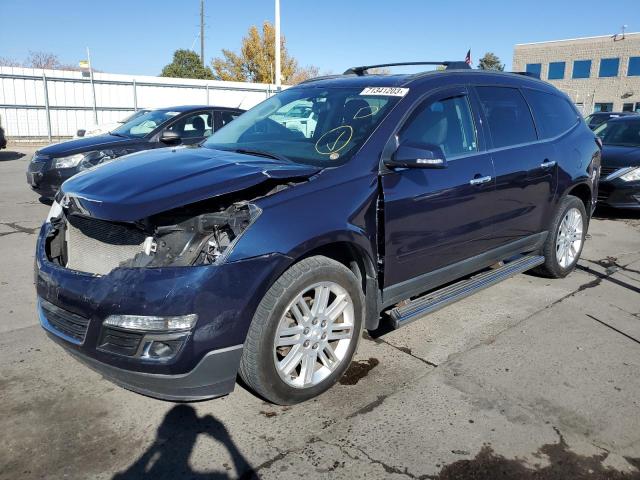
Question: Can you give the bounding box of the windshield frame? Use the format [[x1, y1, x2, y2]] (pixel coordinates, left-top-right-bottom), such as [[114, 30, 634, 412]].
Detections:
[[202, 86, 403, 167]]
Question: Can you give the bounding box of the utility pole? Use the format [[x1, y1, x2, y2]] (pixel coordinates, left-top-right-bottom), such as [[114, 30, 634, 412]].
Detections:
[[274, 0, 281, 89], [200, 0, 205, 65]]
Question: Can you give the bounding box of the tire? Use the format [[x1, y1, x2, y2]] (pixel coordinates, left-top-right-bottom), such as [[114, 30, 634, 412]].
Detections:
[[239, 256, 364, 405], [534, 195, 588, 278]]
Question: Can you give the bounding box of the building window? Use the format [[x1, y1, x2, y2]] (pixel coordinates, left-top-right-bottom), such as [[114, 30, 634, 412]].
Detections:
[[599, 58, 620, 78], [594, 103, 613, 113], [572, 60, 591, 79], [526, 63, 542, 78], [623, 103, 634, 112], [628, 57, 640, 76], [547, 62, 565, 80]]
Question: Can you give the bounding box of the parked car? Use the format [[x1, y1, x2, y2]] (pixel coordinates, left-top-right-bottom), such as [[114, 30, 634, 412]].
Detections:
[[595, 116, 640, 209], [74, 109, 151, 138], [271, 101, 317, 137], [0, 115, 6, 149], [35, 62, 600, 404], [585, 111, 637, 130], [27, 105, 244, 199]]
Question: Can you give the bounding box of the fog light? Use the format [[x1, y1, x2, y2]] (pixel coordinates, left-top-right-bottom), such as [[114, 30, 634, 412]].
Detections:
[[103, 314, 198, 332], [143, 339, 183, 359]]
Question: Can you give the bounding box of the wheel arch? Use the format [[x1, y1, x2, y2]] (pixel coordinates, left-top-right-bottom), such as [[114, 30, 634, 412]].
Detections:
[[565, 182, 593, 216]]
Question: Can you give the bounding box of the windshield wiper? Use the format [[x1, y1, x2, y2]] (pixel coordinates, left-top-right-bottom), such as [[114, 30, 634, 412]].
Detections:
[[109, 132, 128, 138], [232, 148, 292, 163]]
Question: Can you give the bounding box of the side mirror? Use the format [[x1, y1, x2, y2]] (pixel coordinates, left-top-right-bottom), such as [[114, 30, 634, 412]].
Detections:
[[160, 130, 182, 146], [385, 142, 447, 169]]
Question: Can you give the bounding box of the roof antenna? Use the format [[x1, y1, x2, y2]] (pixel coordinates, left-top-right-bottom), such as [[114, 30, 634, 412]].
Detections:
[[612, 25, 627, 42]]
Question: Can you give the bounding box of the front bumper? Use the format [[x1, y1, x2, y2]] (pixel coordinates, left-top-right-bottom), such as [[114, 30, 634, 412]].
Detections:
[[35, 222, 290, 400], [598, 179, 640, 209], [27, 161, 78, 199]]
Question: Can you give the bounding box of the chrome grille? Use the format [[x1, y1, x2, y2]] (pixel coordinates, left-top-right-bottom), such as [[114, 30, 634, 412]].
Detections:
[[65, 215, 146, 275]]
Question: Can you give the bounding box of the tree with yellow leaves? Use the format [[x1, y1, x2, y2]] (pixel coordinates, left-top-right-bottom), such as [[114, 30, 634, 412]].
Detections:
[[212, 21, 320, 84]]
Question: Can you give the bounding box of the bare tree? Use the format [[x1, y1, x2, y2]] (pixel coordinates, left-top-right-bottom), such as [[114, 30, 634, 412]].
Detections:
[[25, 51, 61, 69], [0, 57, 22, 67]]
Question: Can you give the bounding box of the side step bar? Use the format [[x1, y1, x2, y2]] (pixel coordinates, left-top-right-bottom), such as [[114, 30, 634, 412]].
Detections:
[[389, 255, 545, 329]]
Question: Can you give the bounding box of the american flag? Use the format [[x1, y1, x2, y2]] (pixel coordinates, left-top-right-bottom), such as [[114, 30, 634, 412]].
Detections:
[[465, 50, 472, 66]]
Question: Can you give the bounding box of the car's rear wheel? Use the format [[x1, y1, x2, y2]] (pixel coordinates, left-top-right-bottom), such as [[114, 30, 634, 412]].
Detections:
[[534, 195, 587, 278], [239, 256, 364, 405]]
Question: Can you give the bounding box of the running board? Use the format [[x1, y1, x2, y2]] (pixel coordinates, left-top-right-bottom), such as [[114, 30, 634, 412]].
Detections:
[[389, 255, 545, 329]]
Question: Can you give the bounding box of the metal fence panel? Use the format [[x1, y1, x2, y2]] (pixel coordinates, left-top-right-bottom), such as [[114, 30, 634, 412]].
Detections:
[[0, 66, 278, 139]]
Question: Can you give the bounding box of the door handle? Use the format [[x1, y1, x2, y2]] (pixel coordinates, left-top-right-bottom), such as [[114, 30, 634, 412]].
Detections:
[[540, 160, 557, 169], [469, 175, 492, 186]]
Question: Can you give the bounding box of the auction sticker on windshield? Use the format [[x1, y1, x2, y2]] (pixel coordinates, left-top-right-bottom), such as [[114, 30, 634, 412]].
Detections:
[[360, 87, 409, 97]]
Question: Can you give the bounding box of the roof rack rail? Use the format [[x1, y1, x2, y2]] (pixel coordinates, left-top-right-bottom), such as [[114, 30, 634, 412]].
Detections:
[[343, 61, 471, 76], [513, 71, 541, 79]]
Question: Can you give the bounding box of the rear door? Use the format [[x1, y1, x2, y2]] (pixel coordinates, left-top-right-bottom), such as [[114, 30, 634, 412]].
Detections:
[[472, 86, 557, 247], [382, 87, 497, 288]]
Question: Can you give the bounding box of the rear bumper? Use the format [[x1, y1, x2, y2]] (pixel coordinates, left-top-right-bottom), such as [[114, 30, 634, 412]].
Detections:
[[598, 179, 640, 209]]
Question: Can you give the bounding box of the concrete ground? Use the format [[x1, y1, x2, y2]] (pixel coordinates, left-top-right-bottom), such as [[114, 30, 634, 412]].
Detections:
[[1, 145, 639, 480]]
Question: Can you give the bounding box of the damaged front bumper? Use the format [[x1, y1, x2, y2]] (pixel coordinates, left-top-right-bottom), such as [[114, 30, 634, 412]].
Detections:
[[35, 222, 290, 401]]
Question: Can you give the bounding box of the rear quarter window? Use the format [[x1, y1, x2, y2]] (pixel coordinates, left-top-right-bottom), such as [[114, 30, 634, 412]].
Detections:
[[522, 89, 579, 139], [475, 86, 537, 148]]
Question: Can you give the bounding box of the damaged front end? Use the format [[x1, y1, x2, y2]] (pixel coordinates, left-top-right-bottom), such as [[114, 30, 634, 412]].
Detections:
[[46, 195, 264, 276]]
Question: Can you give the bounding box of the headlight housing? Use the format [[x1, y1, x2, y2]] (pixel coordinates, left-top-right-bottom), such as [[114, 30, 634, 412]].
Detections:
[[620, 167, 640, 182], [53, 153, 85, 169], [53, 150, 113, 169], [46, 200, 63, 223], [104, 314, 198, 332]]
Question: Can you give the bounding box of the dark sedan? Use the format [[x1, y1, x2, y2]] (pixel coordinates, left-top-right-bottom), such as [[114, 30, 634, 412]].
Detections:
[[596, 117, 640, 209], [585, 111, 637, 130], [27, 105, 244, 199]]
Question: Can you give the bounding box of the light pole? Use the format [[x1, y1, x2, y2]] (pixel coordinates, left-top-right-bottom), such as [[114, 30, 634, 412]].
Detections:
[[274, 0, 281, 89]]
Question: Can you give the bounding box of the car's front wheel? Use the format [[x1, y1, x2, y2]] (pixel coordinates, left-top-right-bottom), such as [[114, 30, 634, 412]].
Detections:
[[239, 256, 364, 404]]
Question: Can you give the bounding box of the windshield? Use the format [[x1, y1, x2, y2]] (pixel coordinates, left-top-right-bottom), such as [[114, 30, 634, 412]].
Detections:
[[203, 87, 401, 166], [594, 120, 640, 147], [112, 110, 181, 138], [118, 109, 150, 124]]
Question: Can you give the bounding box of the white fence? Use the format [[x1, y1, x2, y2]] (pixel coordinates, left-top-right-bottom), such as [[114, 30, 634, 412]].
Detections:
[[0, 66, 279, 139]]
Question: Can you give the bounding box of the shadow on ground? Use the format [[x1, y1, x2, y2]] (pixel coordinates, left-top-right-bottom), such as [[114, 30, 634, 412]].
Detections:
[[594, 206, 640, 221], [112, 405, 255, 479], [429, 430, 640, 480], [0, 150, 25, 161]]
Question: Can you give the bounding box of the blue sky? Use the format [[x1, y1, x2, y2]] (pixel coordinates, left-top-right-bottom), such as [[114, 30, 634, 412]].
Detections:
[[1, 0, 638, 77]]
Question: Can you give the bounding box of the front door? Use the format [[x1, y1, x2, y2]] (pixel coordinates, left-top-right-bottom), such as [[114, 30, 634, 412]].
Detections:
[[165, 110, 215, 145], [382, 87, 496, 289]]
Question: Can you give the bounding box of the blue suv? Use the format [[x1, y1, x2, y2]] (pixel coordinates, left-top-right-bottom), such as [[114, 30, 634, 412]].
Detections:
[[35, 62, 600, 404]]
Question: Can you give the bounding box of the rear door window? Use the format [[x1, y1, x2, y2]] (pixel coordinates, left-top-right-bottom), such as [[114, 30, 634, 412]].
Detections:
[[475, 87, 537, 148], [399, 94, 477, 158], [522, 89, 579, 139]]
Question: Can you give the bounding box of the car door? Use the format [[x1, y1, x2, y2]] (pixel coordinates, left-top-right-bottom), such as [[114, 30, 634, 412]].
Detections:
[[165, 110, 214, 145], [382, 87, 497, 289], [472, 86, 557, 247]]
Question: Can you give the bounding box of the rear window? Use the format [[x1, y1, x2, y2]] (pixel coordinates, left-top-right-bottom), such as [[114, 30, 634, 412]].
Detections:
[[476, 86, 537, 148], [522, 89, 579, 139]]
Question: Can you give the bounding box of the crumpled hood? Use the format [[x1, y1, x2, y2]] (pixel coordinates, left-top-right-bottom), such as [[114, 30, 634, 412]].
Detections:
[[601, 145, 640, 168], [60, 146, 319, 221], [38, 134, 138, 157]]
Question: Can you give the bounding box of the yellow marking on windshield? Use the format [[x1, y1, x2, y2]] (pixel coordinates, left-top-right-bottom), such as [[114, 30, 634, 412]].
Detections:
[[314, 125, 354, 155]]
